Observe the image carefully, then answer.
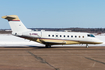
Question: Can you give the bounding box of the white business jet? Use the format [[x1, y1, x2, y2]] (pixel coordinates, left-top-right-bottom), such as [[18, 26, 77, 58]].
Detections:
[[2, 15, 103, 48]]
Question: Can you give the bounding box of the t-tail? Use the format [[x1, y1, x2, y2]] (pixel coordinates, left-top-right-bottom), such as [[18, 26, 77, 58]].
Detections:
[[2, 15, 31, 35]]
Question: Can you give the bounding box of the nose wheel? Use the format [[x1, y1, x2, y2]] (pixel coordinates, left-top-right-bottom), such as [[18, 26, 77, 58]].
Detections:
[[86, 44, 88, 48]]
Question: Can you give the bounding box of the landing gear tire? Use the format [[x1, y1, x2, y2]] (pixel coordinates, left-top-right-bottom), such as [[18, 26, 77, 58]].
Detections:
[[86, 44, 89, 48], [45, 44, 51, 48]]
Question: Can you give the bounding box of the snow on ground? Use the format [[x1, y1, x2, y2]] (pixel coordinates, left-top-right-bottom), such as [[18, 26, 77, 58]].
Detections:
[[0, 34, 44, 47], [0, 34, 105, 47]]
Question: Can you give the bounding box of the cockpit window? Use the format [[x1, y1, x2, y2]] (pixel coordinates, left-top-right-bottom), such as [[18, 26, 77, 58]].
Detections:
[[87, 34, 95, 37]]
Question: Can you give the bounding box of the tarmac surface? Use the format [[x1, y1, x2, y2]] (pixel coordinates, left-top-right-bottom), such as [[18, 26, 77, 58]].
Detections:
[[0, 46, 105, 70]]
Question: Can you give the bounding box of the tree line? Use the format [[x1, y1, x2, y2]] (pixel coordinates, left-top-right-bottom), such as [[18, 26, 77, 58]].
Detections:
[[30, 28, 105, 33], [0, 28, 105, 34]]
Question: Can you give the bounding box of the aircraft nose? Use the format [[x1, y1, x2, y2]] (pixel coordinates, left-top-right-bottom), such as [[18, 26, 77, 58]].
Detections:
[[97, 41, 103, 44], [95, 39, 103, 44]]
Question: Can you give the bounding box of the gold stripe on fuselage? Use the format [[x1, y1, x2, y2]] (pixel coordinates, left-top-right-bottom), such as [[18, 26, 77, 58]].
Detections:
[[39, 38, 80, 45], [38, 38, 102, 45]]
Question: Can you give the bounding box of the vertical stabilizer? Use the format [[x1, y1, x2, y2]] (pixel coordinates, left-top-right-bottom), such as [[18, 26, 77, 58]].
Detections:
[[2, 15, 30, 35]]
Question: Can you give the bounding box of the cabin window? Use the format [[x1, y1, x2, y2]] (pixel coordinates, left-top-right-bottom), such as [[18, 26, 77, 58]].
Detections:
[[82, 36, 84, 38], [48, 35, 50, 37], [64, 35, 65, 37], [60, 35, 62, 37], [71, 35, 73, 38], [79, 36, 80, 38], [56, 35, 58, 37], [52, 35, 54, 37], [75, 36, 77, 38], [67, 35, 69, 37]]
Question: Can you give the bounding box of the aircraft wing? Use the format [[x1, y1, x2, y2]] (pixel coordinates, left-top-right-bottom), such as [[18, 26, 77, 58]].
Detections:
[[40, 39, 66, 45]]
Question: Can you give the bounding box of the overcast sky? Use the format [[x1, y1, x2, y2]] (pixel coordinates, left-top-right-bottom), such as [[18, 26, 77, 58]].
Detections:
[[0, 0, 105, 29]]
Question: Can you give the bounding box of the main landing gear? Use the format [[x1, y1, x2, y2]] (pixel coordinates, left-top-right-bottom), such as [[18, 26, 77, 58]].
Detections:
[[86, 44, 89, 48], [45, 44, 51, 48]]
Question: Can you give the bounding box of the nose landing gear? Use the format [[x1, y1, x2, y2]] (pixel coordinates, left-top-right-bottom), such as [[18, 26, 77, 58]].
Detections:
[[86, 44, 88, 48]]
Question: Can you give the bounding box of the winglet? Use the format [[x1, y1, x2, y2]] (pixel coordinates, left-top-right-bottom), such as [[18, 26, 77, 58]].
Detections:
[[2, 15, 20, 21]]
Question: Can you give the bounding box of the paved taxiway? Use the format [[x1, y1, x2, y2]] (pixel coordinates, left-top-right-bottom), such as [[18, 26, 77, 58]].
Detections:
[[0, 46, 105, 70]]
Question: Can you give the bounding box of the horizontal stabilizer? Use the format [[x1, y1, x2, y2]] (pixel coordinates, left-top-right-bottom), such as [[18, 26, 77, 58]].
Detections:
[[2, 15, 20, 21]]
